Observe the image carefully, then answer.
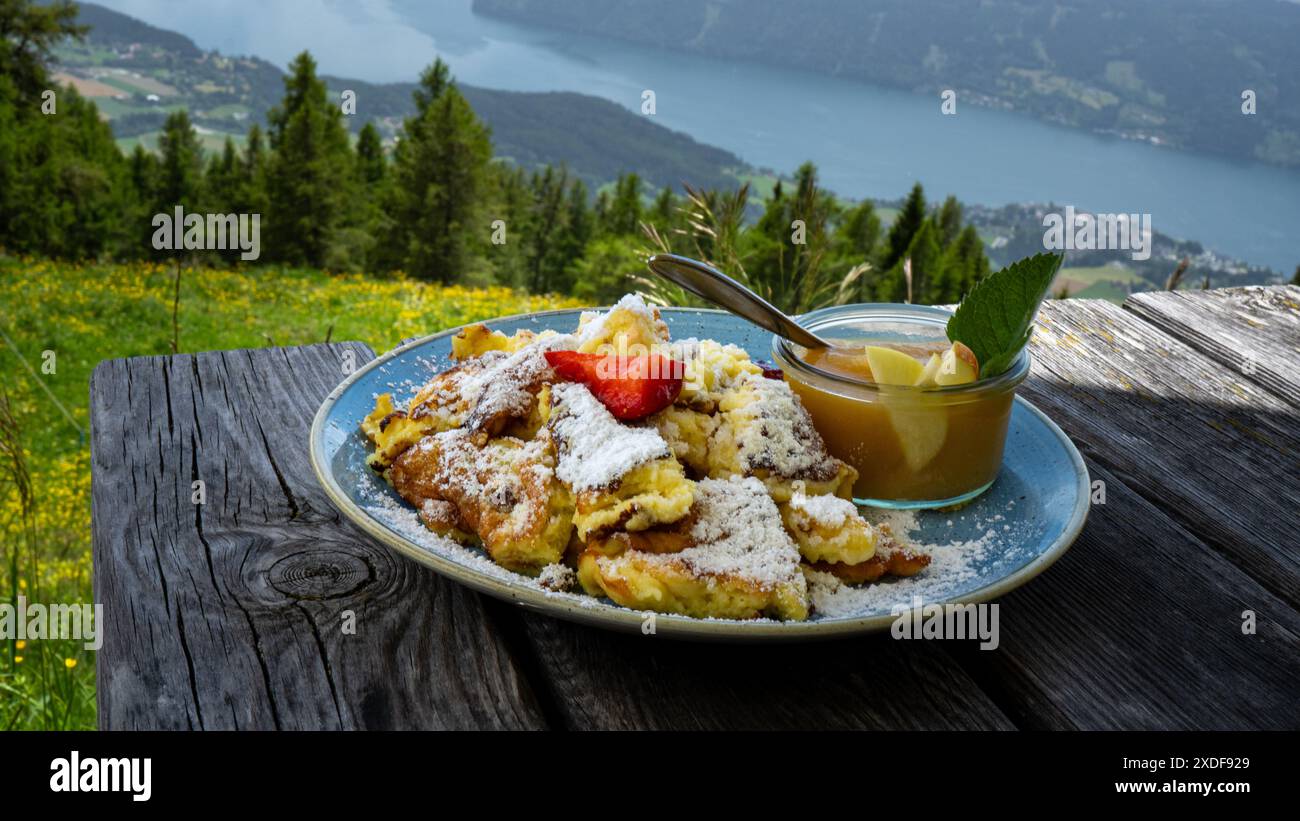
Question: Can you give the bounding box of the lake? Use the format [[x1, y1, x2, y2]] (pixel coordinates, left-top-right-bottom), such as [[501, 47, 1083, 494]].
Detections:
[[98, 0, 1299, 273]]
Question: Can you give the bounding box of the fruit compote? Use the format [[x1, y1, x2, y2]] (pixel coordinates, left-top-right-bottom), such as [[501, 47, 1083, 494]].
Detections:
[[771, 304, 1029, 508]]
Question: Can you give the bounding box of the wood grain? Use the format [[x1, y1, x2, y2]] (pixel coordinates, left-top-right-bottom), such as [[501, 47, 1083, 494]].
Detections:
[[90, 344, 547, 729], [951, 463, 1300, 729], [1024, 298, 1300, 607], [1125, 286, 1300, 408], [88, 291, 1300, 730], [511, 461, 1300, 730], [516, 610, 1015, 730]]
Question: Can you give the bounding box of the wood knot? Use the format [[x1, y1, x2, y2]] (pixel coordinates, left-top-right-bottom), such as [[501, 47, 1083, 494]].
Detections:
[[267, 548, 375, 601]]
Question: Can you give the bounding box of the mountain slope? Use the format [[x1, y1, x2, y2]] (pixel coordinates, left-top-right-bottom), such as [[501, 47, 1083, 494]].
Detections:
[[59, 2, 745, 190], [475, 0, 1300, 169], [316, 76, 744, 190]]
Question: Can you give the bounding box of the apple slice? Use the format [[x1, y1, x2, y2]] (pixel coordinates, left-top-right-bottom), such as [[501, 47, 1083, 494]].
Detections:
[[851, 348, 946, 470], [863, 345, 923, 386], [935, 341, 979, 386], [887, 404, 948, 472], [914, 353, 942, 387]]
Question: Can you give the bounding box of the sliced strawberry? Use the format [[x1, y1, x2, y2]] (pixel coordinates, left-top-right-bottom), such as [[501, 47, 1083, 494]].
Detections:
[[545, 350, 684, 420], [545, 350, 602, 384]]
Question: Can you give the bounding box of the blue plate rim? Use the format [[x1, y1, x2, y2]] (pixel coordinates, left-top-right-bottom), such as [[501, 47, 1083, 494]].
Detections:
[[308, 306, 1089, 642]]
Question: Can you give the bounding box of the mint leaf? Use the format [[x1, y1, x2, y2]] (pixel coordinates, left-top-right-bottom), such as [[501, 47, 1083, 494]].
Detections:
[[946, 252, 1063, 378]]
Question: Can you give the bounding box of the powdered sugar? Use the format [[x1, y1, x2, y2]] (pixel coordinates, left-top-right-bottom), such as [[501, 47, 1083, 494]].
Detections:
[[352, 298, 1041, 625], [723, 373, 841, 480], [788, 487, 856, 528], [619, 476, 804, 589], [455, 333, 575, 431], [575, 293, 661, 347], [548, 382, 670, 491], [804, 508, 1001, 618], [538, 562, 576, 592], [359, 479, 603, 608], [361, 456, 1028, 623]]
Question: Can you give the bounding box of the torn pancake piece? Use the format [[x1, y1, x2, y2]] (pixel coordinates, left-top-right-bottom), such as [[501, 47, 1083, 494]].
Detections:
[[804, 523, 930, 584], [414, 332, 575, 443], [362, 393, 434, 471], [388, 429, 574, 574], [577, 476, 810, 621], [547, 382, 694, 539], [574, 293, 669, 354], [449, 323, 513, 361], [707, 372, 857, 501], [671, 337, 763, 412], [646, 404, 717, 476], [450, 324, 563, 361], [779, 484, 880, 565], [364, 332, 576, 471]]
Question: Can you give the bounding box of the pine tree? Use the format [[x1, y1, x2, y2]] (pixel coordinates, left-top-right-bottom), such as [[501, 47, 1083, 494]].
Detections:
[[592, 189, 610, 235], [117, 144, 160, 258], [0, 2, 125, 259], [742, 162, 834, 311], [753, 179, 787, 242], [524, 165, 570, 292], [0, 17, 28, 251], [876, 218, 940, 303], [0, 72, 33, 254], [485, 164, 530, 286], [127, 145, 158, 204], [566, 179, 593, 249], [881, 182, 926, 271], [15, 85, 127, 259], [556, 178, 592, 292], [205, 137, 240, 213], [156, 110, 204, 211], [412, 60, 450, 114], [834, 199, 881, 263], [746, 178, 791, 300], [934, 195, 963, 248], [604, 172, 643, 236], [265, 51, 357, 267], [237, 124, 269, 217], [908, 219, 943, 303], [382, 59, 492, 281], [356, 122, 386, 188], [347, 122, 387, 269], [0, 0, 85, 102], [943, 224, 990, 300], [649, 186, 676, 232], [1291, 265, 1300, 286]]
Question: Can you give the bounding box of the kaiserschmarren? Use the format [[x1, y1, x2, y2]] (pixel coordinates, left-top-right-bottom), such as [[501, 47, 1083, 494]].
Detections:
[[361, 293, 930, 621]]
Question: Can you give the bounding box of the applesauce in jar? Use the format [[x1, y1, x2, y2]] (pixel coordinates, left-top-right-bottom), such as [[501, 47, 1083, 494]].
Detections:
[[771, 304, 1029, 509]]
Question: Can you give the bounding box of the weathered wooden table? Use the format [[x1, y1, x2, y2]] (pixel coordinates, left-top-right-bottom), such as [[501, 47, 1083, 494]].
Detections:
[[90, 287, 1300, 730]]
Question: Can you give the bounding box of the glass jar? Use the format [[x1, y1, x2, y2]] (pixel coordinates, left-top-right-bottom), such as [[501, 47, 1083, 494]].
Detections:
[[772, 303, 1029, 509]]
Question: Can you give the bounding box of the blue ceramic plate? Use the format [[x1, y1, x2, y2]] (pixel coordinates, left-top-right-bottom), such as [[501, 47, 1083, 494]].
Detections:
[[309, 307, 1089, 641]]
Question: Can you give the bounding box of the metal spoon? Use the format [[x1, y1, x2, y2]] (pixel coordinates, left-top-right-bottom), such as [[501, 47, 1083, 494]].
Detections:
[[644, 253, 834, 349]]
